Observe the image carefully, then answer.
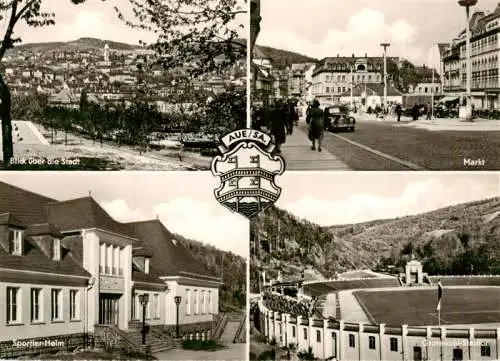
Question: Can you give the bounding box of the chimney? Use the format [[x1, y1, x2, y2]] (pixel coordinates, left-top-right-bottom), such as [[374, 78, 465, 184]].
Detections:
[[337, 54, 339, 58], [352, 53, 355, 58], [365, 53, 367, 58]]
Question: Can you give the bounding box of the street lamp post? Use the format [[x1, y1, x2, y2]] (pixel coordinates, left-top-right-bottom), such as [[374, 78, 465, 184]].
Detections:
[[380, 43, 391, 114], [139, 293, 149, 345], [458, 0, 477, 121], [174, 296, 182, 339]]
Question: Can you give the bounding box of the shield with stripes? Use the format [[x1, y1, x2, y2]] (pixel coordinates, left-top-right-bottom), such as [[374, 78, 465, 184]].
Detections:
[[211, 141, 285, 218]]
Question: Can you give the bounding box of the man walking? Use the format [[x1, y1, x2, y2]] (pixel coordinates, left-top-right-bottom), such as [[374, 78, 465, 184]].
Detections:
[[306, 99, 324, 152], [395, 103, 402, 122]]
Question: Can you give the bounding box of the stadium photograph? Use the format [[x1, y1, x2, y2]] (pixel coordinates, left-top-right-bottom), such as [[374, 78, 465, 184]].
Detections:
[[249, 172, 500, 361]]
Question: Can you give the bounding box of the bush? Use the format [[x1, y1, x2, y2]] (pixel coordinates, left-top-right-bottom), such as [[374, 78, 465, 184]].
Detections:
[[258, 350, 276, 361], [182, 339, 224, 351]]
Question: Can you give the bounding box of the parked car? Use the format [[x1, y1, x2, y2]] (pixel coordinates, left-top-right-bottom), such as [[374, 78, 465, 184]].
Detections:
[[324, 105, 355, 132]]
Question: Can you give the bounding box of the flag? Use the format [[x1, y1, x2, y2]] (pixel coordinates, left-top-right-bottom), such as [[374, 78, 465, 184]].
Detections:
[[436, 280, 443, 311], [228, 156, 237, 163]]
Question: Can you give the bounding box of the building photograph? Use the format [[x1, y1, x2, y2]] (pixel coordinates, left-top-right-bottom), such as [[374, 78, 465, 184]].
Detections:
[[250, 0, 500, 171], [250, 172, 500, 361], [0, 172, 248, 360]]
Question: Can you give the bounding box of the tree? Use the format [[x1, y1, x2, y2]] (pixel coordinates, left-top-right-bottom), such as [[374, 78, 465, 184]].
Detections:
[[0, 0, 93, 167], [114, 0, 246, 77]]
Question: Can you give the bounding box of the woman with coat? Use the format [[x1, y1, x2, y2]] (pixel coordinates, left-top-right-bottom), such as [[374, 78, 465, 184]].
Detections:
[[306, 99, 324, 152]]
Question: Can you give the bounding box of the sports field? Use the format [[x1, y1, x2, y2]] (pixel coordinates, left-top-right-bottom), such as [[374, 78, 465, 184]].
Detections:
[[354, 288, 500, 326]]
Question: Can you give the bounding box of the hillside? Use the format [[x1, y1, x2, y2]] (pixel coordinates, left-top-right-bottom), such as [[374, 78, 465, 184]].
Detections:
[[250, 198, 500, 292], [253, 44, 317, 69], [174, 233, 246, 313], [8, 37, 144, 53]]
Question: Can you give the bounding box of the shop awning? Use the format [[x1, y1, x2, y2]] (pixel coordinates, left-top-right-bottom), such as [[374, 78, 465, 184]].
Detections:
[[439, 96, 459, 103]]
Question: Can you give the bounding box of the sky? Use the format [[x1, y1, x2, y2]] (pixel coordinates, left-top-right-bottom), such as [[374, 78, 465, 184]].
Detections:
[[0, 172, 249, 258], [257, 0, 499, 67], [1, 0, 246, 47], [275, 172, 499, 227]]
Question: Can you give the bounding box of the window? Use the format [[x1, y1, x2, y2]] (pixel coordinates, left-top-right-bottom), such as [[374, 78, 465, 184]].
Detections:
[[131, 293, 137, 319], [349, 334, 355, 348], [9, 229, 23, 255], [7, 287, 20, 323], [303, 328, 307, 340], [338, 87, 341, 93], [154, 294, 160, 319], [51, 289, 62, 321], [31, 288, 42, 322], [292, 326, 296, 338], [52, 238, 61, 261], [481, 344, 491, 357], [201, 291, 205, 314], [208, 291, 212, 314], [146, 295, 151, 319], [186, 289, 190, 315], [316, 330, 321, 343], [70, 290, 80, 320], [194, 290, 198, 314], [390, 337, 398, 352], [369, 336, 376, 350]]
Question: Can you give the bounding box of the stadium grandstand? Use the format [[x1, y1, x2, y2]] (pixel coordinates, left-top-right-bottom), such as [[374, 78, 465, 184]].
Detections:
[[254, 258, 500, 361]]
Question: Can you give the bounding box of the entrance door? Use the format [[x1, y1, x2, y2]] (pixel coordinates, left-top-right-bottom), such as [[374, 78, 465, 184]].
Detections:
[[413, 346, 422, 361], [453, 348, 463, 361], [99, 294, 120, 325], [411, 272, 418, 283]]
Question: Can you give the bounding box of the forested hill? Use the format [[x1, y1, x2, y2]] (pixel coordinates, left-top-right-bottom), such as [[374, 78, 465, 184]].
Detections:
[[175, 234, 246, 313], [250, 198, 500, 292], [253, 44, 317, 69]]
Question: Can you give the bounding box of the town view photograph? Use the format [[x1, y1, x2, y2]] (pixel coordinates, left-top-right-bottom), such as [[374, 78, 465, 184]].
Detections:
[[251, 0, 500, 171], [0, 172, 248, 360], [0, 0, 247, 170], [250, 172, 500, 361]]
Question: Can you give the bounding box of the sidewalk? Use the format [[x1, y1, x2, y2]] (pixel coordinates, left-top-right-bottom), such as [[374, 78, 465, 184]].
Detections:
[[280, 127, 350, 170], [359, 113, 500, 131]]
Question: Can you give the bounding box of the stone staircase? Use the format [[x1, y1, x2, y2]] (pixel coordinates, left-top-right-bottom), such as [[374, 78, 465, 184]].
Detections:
[[219, 313, 245, 344], [126, 322, 178, 353]]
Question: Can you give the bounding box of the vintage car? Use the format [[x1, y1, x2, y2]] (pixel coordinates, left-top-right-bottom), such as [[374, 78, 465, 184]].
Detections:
[[324, 105, 356, 132]]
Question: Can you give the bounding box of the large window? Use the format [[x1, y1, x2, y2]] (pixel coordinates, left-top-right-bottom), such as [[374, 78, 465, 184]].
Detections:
[[153, 294, 160, 319], [481, 344, 491, 357], [193, 290, 198, 314], [292, 326, 296, 338], [303, 328, 307, 340], [52, 238, 61, 261], [208, 291, 212, 314], [369, 335, 376, 350], [31, 288, 42, 322], [9, 229, 23, 255], [70, 290, 80, 320], [131, 293, 137, 320], [186, 289, 191, 315], [51, 289, 62, 321], [201, 291, 205, 314], [390, 337, 398, 352], [349, 334, 355, 348], [7, 287, 20, 323], [316, 330, 321, 343]]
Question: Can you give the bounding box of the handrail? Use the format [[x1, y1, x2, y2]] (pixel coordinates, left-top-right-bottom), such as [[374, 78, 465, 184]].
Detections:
[[213, 313, 229, 340], [94, 324, 141, 354], [233, 313, 246, 343]]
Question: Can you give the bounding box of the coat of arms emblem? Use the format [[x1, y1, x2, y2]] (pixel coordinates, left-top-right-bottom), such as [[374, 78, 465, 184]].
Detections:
[[211, 129, 285, 218]]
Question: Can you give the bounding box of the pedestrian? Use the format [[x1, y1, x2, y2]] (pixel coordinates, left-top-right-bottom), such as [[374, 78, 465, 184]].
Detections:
[[285, 100, 294, 135], [395, 103, 402, 122], [270, 103, 286, 154], [411, 104, 420, 120], [306, 99, 324, 152]]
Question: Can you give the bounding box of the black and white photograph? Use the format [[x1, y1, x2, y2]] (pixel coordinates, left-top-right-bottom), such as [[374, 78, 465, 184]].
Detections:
[[250, 0, 500, 171], [0, 172, 247, 360], [250, 172, 500, 361], [0, 0, 246, 170]]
